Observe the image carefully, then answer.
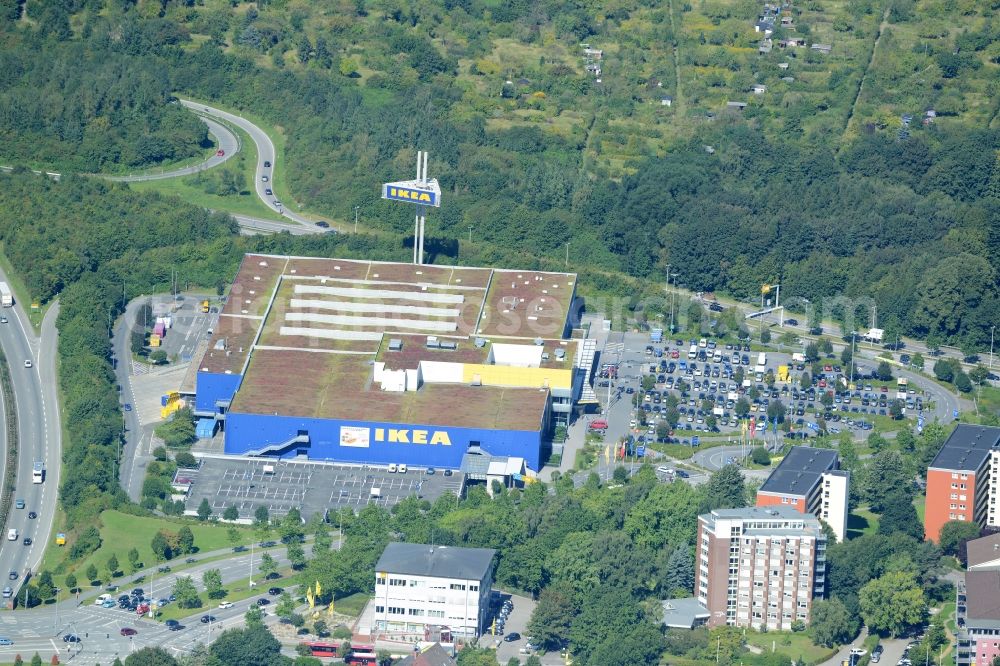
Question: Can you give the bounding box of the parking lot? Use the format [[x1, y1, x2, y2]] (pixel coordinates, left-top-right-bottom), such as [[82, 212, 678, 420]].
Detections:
[[148, 294, 218, 364], [592, 333, 933, 452], [184, 457, 464, 521]]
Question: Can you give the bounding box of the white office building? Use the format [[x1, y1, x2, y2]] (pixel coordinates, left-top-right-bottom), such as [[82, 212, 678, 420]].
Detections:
[[373, 543, 496, 639]]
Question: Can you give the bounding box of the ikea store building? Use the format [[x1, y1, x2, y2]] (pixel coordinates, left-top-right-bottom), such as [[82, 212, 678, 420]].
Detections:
[[188, 254, 591, 473]]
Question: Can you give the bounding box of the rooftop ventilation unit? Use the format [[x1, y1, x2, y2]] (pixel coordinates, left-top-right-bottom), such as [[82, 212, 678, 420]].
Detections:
[[554, 348, 566, 360], [440, 340, 457, 350], [426, 336, 440, 348], [534, 338, 544, 346], [388, 338, 403, 351], [474, 338, 486, 348]]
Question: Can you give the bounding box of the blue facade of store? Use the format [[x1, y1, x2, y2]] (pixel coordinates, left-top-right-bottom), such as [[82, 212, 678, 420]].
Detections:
[[223, 411, 544, 471]]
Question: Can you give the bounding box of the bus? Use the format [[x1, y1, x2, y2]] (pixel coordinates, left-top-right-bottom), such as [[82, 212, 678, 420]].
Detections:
[[345, 652, 378, 665], [32, 461, 44, 484], [687, 344, 698, 360], [303, 642, 339, 657]]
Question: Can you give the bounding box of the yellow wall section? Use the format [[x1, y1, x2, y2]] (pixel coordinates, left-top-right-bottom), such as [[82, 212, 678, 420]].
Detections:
[[461, 363, 572, 389]]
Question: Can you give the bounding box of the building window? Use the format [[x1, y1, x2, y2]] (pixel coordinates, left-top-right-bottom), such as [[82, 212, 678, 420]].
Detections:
[[375, 606, 384, 613], [450, 584, 466, 591], [389, 607, 405, 615], [427, 610, 445, 618], [408, 608, 425, 616], [470, 584, 479, 591], [409, 580, 424, 588], [376, 575, 386, 586], [389, 578, 406, 587]]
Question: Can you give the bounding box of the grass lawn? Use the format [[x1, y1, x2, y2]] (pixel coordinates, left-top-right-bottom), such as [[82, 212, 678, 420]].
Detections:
[[333, 592, 370, 617], [127, 123, 285, 222], [154, 569, 292, 622], [847, 508, 880, 540], [940, 601, 957, 635], [41, 510, 258, 600], [914, 493, 926, 525], [745, 630, 832, 664]]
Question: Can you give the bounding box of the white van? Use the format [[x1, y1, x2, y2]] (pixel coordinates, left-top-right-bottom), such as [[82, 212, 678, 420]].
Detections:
[[95, 594, 113, 606], [7, 528, 17, 541]]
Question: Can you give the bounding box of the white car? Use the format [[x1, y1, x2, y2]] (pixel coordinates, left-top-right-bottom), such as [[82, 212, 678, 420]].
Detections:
[[656, 466, 675, 476], [851, 649, 868, 656], [23, 360, 31, 368], [218, 601, 234, 609]]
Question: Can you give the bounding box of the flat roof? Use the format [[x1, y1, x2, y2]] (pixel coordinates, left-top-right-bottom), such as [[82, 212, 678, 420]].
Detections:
[[198, 313, 260, 375], [477, 269, 576, 338], [702, 506, 824, 533], [758, 446, 839, 497], [198, 254, 576, 431], [965, 570, 1000, 621], [966, 533, 1000, 570], [230, 349, 549, 430], [929, 424, 1000, 472], [376, 542, 495, 581], [661, 598, 710, 629]]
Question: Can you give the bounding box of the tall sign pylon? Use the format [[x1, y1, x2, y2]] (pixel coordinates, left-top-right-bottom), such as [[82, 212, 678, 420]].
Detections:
[[381, 150, 441, 265]]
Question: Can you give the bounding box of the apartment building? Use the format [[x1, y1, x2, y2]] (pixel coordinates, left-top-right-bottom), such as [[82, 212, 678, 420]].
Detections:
[[373, 543, 495, 639], [756, 446, 850, 542], [955, 571, 1000, 666], [924, 425, 1000, 542], [695, 506, 827, 630]]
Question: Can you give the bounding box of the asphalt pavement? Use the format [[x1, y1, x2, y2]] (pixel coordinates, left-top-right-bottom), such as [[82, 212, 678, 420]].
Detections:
[[0, 271, 61, 591]]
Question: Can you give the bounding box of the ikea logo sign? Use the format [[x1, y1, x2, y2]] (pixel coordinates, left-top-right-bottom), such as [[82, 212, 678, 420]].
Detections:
[[374, 428, 452, 446], [384, 187, 438, 206]]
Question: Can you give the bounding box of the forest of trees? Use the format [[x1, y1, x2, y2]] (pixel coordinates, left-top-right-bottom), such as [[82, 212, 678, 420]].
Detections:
[[3, 1, 998, 349], [0, 168, 413, 525]]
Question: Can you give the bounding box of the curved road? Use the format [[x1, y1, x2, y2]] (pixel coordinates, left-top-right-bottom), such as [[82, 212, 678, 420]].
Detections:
[[105, 117, 239, 183], [0, 275, 61, 588], [178, 99, 322, 231]]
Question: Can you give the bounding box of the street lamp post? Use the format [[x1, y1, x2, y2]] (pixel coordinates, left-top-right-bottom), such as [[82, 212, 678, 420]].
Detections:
[[565, 242, 570, 268], [850, 332, 857, 387], [990, 326, 995, 372], [353, 206, 359, 233], [467, 226, 473, 244]]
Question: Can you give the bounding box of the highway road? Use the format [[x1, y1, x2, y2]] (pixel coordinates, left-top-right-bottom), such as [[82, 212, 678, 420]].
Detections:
[[113, 298, 145, 503], [178, 99, 326, 232], [105, 116, 239, 182], [0, 273, 61, 593], [233, 213, 318, 236]]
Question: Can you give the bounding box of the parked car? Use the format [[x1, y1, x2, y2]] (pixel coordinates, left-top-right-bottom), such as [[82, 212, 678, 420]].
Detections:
[[504, 633, 521, 642], [219, 601, 234, 609], [120, 628, 137, 636]]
